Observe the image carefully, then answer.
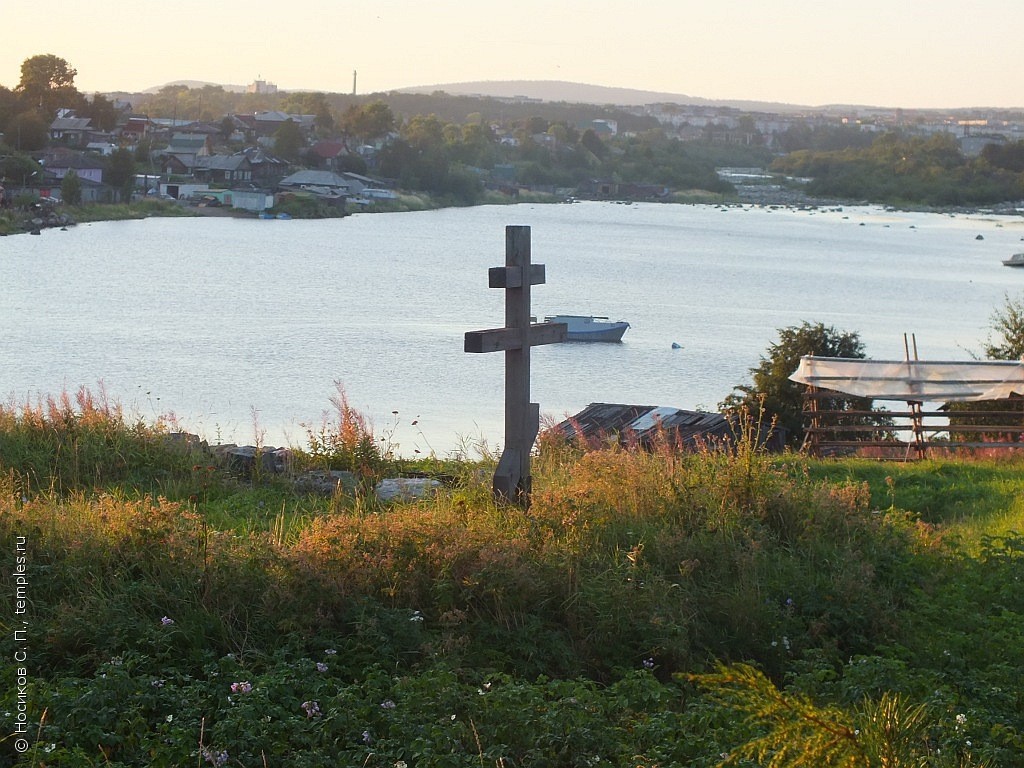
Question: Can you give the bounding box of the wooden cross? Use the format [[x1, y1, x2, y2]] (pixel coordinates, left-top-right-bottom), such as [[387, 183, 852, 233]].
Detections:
[[465, 226, 566, 506]]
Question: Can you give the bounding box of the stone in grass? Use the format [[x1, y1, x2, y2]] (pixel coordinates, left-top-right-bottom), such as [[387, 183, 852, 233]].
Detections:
[[375, 477, 441, 502]]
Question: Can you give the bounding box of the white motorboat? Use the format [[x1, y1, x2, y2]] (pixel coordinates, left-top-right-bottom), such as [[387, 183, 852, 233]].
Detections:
[[542, 314, 630, 342]]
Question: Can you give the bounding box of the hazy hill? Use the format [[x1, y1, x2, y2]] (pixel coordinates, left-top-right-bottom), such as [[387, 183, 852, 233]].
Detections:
[[126, 78, 814, 112], [396, 79, 814, 112]]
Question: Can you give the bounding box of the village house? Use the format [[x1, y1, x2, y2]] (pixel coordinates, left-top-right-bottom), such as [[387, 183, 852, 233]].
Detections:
[[193, 154, 253, 186], [42, 149, 105, 184], [49, 114, 93, 148]]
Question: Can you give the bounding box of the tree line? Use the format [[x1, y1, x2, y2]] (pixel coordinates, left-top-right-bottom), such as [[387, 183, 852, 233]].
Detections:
[[771, 131, 1024, 207], [5, 54, 1024, 210]]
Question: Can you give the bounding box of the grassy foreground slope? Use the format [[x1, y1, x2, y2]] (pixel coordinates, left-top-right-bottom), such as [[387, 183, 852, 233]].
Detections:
[[1, 391, 1023, 766]]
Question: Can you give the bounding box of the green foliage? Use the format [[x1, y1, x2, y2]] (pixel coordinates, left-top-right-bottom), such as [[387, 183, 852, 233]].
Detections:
[[981, 292, 1024, 361], [0, 387, 203, 495], [6, 110, 48, 151], [272, 118, 304, 160], [60, 168, 82, 205], [16, 54, 85, 120], [3, 389, 1024, 765], [771, 131, 1024, 207], [106, 148, 136, 201], [0, 145, 43, 185], [340, 99, 396, 142], [689, 662, 982, 768], [299, 381, 392, 486], [722, 321, 867, 446]]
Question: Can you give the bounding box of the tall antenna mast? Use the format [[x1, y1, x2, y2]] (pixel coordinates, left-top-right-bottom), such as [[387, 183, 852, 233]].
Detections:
[[352, 70, 357, 96]]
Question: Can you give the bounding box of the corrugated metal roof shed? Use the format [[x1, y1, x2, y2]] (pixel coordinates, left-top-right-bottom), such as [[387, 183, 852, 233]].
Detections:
[[551, 403, 735, 450]]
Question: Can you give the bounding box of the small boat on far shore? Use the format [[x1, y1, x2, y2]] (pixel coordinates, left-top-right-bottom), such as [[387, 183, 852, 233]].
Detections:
[[542, 314, 630, 342], [1003, 252, 1024, 267]]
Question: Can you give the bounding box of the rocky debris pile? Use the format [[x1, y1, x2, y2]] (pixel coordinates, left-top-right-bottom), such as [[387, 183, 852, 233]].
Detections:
[[25, 210, 77, 234], [165, 432, 442, 503]]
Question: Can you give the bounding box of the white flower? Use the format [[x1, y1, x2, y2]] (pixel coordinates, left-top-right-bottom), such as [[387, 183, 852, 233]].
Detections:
[[956, 713, 967, 726]]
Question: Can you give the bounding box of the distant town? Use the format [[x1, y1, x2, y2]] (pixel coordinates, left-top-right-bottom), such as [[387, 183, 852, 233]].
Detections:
[[3, 55, 1024, 223]]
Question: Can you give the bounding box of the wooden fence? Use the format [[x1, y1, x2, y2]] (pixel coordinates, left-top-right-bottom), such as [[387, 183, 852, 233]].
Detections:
[[801, 386, 1024, 459]]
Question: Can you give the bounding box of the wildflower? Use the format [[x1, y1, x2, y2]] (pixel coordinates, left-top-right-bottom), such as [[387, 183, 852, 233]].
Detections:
[[166, 715, 174, 723], [230, 681, 252, 694], [160, 616, 175, 626], [152, 679, 166, 688], [396, 762, 408, 768], [362, 730, 373, 745], [202, 748, 229, 767], [380, 699, 396, 709], [324, 648, 337, 655], [642, 658, 655, 670], [956, 713, 967, 726], [302, 700, 321, 718], [316, 662, 329, 673], [782, 636, 791, 651], [109, 656, 123, 666], [410, 610, 424, 622]]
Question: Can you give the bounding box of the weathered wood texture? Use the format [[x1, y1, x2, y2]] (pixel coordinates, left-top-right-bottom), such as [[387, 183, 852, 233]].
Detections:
[[801, 386, 1024, 458], [464, 226, 566, 506]]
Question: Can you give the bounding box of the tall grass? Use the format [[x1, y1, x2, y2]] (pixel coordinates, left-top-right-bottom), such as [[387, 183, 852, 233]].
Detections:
[[0, 386, 196, 495], [3, 390, 1024, 764]]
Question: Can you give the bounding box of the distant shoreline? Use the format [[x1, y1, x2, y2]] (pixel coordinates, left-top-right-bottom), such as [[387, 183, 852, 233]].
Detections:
[[4, 192, 1022, 237]]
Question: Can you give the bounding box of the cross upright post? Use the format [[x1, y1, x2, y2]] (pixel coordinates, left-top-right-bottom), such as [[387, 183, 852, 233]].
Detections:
[[465, 226, 566, 507]]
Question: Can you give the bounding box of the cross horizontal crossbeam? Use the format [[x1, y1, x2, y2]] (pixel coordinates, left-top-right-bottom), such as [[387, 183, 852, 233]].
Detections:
[[464, 322, 567, 353]]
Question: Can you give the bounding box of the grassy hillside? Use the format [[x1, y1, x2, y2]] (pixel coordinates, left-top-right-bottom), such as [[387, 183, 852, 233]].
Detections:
[[2, 390, 1022, 766]]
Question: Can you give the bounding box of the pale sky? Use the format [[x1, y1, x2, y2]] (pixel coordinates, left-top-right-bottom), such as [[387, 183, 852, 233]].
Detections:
[[3, 0, 1022, 109]]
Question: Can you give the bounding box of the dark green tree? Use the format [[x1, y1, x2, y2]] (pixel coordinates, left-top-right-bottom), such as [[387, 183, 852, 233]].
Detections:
[[106, 148, 136, 201], [722, 321, 866, 447], [579, 128, 607, 159], [61, 168, 82, 205], [0, 147, 43, 188], [82, 93, 118, 132], [947, 296, 1024, 441], [6, 111, 48, 151], [340, 100, 395, 143], [273, 119, 304, 161], [0, 85, 18, 133], [981, 140, 1024, 173], [982, 292, 1024, 360], [17, 54, 84, 119]]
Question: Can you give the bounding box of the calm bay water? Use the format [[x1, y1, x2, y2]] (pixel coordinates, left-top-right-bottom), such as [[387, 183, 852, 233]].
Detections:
[[2, 201, 1023, 455]]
